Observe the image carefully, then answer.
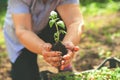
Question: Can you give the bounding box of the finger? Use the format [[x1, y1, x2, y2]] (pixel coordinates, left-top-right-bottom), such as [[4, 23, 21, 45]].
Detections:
[[43, 43, 52, 51], [63, 42, 74, 50], [60, 63, 71, 70], [49, 61, 61, 67], [61, 59, 71, 66], [63, 50, 73, 60], [60, 59, 71, 70], [43, 51, 61, 57], [72, 46, 79, 52], [46, 56, 62, 62], [61, 60, 65, 65], [60, 65, 64, 70], [63, 42, 79, 52]]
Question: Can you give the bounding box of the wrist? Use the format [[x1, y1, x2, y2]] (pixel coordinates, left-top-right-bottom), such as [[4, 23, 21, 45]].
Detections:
[[62, 41, 75, 51], [41, 43, 52, 55]]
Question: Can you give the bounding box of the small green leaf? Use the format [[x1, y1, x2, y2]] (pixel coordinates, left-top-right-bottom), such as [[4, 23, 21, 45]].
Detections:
[[54, 18, 59, 21], [59, 30, 66, 34], [49, 10, 66, 43], [57, 20, 65, 29], [50, 11, 57, 19], [49, 20, 55, 28]]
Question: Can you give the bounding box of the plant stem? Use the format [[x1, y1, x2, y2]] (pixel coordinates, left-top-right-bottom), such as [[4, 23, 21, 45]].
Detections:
[[55, 23, 60, 42]]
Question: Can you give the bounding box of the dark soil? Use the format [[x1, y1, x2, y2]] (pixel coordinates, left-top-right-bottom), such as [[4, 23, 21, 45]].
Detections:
[[52, 41, 68, 56], [52, 41, 68, 71]]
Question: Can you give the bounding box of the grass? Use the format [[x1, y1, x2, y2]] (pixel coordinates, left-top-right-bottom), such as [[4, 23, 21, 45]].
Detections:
[[0, 1, 7, 58], [50, 67, 120, 80], [0, 31, 5, 48], [0, 30, 7, 58], [80, 0, 120, 31], [0, 8, 6, 28], [0, 13, 6, 28], [79, 0, 120, 59], [81, 1, 120, 16]]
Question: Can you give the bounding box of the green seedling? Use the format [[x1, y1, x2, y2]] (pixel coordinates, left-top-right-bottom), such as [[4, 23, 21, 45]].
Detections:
[[49, 11, 66, 43], [49, 11, 68, 72]]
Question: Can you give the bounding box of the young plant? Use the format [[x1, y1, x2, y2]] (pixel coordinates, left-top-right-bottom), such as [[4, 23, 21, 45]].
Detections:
[[49, 11, 66, 43], [49, 11, 68, 56]]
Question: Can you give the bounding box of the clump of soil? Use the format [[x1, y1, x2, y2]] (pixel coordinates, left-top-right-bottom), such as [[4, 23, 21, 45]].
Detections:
[[52, 41, 68, 72], [52, 41, 67, 56]]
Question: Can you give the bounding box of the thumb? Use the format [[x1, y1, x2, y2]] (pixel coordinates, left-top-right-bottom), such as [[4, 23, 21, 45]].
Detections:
[[73, 46, 79, 52], [43, 43, 52, 51]]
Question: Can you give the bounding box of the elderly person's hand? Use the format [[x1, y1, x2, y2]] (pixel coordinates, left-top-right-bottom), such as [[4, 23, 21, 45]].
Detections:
[[41, 43, 62, 67], [60, 42, 79, 70]]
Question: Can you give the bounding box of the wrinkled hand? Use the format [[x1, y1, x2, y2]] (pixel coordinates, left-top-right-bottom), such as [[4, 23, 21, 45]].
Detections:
[[61, 42, 79, 70], [63, 41, 79, 52], [41, 43, 62, 67], [60, 49, 73, 70]]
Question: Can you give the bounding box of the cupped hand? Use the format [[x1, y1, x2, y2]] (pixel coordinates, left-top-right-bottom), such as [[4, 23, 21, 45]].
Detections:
[[60, 49, 74, 70], [60, 42, 80, 70], [41, 43, 62, 67], [63, 41, 79, 52]]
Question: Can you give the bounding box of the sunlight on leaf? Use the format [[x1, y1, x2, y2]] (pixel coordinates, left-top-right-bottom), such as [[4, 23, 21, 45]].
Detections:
[[49, 20, 55, 28], [57, 20, 65, 29]]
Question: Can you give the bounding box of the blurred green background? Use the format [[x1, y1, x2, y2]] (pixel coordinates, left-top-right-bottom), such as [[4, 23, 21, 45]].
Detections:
[[0, 0, 120, 80]]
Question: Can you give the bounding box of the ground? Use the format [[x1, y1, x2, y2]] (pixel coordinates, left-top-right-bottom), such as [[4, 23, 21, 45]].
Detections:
[[0, 12, 120, 80]]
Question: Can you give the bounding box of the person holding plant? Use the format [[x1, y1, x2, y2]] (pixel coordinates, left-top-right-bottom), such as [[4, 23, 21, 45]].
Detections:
[[3, 0, 84, 80]]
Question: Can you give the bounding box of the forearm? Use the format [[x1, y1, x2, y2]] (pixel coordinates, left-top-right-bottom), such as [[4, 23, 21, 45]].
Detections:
[[57, 4, 84, 46], [63, 21, 84, 45], [12, 13, 51, 55], [16, 28, 47, 55]]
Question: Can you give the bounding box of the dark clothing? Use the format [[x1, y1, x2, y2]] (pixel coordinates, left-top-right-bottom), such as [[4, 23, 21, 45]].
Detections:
[[11, 49, 40, 80]]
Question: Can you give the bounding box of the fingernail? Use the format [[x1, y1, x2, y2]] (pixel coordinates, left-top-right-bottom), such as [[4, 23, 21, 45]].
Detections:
[[61, 60, 65, 65], [73, 46, 79, 51], [61, 66, 64, 70]]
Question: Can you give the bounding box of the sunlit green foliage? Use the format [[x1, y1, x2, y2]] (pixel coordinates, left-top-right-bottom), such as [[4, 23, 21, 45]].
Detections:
[[80, 0, 120, 6], [49, 11, 66, 43], [0, 0, 7, 28], [81, 1, 120, 16], [51, 67, 120, 80]]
